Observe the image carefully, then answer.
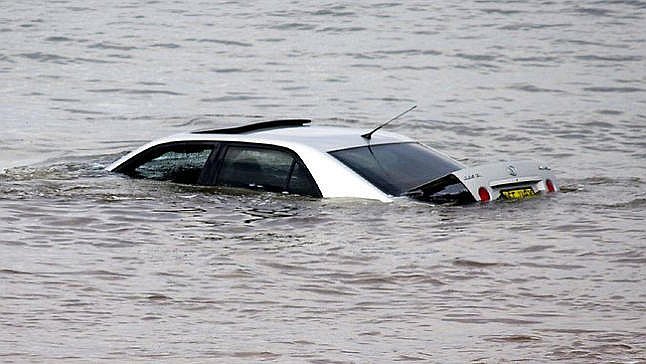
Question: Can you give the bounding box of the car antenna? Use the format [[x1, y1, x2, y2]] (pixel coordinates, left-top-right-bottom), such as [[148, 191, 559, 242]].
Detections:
[[361, 105, 417, 140]]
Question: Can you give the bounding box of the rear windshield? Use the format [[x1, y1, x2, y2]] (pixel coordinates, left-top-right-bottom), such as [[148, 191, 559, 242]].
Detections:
[[330, 142, 463, 196]]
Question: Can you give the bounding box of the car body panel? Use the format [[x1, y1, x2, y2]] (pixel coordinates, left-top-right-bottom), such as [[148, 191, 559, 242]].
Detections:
[[285, 144, 392, 201]]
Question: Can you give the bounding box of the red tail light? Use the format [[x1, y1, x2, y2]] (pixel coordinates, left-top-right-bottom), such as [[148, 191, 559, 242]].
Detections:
[[546, 179, 555, 193], [478, 187, 491, 202]]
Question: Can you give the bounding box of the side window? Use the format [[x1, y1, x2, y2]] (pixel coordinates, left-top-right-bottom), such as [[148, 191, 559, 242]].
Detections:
[[288, 162, 318, 196], [216, 145, 320, 197], [133, 145, 213, 184]]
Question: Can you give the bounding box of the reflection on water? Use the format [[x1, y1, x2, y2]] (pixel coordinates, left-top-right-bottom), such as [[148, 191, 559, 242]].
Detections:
[[1, 0, 645, 362]]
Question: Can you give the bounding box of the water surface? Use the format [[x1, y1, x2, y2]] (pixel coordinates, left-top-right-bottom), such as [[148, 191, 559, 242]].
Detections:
[[1, 1, 645, 362]]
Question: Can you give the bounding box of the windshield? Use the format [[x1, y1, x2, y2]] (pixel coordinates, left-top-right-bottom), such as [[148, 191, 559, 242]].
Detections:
[[330, 142, 464, 196]]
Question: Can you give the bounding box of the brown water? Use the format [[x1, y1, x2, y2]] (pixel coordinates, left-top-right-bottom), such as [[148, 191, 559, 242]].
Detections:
[[1, 1, 645, 362]]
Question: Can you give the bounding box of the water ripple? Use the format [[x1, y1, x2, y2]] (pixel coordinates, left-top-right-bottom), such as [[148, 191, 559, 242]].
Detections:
[[1, 1, 645, 362]]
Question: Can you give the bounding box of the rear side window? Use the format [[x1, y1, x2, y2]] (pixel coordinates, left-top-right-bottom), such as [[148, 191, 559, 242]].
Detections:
[[216, 145, 320, 197], [132, 145, 214, 184], [288, 162, 319, 196]]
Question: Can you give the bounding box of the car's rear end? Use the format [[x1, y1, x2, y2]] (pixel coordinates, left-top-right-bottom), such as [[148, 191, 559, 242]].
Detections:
[[452, 160, 558, 202], [408, 160, 558, 203]]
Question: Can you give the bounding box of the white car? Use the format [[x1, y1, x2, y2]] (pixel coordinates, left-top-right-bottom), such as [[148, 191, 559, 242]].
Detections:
[[106, 119, 558, 203]]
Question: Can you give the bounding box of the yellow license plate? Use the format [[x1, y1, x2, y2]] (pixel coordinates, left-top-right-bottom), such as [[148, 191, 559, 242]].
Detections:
[[501, 188, 536, 200]]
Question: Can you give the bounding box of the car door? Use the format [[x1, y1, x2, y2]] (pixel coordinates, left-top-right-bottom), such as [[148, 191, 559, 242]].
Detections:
[[213, 143, 321, 197]]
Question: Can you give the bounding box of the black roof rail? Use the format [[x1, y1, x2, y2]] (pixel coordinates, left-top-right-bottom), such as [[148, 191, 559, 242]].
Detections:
[[192, 119, 311, 134]]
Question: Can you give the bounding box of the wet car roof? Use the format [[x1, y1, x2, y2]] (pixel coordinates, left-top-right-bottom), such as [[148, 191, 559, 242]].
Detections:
[[242, 125, 414, 151], [168, 124, 415, 152]]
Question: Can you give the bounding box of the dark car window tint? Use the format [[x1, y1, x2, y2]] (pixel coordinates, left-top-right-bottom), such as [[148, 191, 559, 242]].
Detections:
[[288, 162, 318, 196], [217, 146, 293, 192], [216, 146, 320, 197], [133, 146, 213, 184], [330, 142, 463, 196]]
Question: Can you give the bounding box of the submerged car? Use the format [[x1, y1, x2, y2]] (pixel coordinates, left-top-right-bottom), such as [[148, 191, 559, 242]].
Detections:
[[106, 119, 558, 203]]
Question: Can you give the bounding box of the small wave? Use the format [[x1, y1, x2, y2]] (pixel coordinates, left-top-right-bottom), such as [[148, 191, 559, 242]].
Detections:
[[584, 86, 644, 93], [0, 54, 14, 63], [452, 258, 511, 268], [582, 121, 615, 128], [350, 63, 383, 69], [576, 55, 642, 62], [558, 39, 623, 48], [372, 2, 401, 8], [147, 293, 172, 301], [395, 354, 433, 361], [0, 269, 32, 275], [298, 286, 356, 296], [545, 332, 640, 361], [364, 96, 416, 103], [201, 95, 267, 102], [63, 108, 108, 115], [500, 22, 571, 31], [324, 76, 348, 83], [271, 23, 317, 31], [35, 269, 132, 279], [308, 8, 355, 17], [18, 52, 70, 63], [521, 262, 585, 270], [150, 43, 180, 48], [442, 317, 542, 325], [191, 38, 253, 47], [257, 38, 285, 43], [50, 98, 81, 102], [454, 53, 498, 62], [74, 57, 115, 64], [573, 177, 610, 186], [343, 272, 445, 286], [345, 52, 385, 60], [65, 6, 93, 12], [126, 89, 184, 95], [595, 110, 623, 115], [236, 205, 298, 223], [603, 198, 646, 210], [512, 56, 559, 63], [137, 81, 166, 86], [481, 8, 523, 15], [318, 26, 366, 33], [508, 84, 565, 93], [88, 42, 137, 51], [611, 257, 646, 264], [388, 65, 440, 71], [484, 335, 541, 342], [16, 52, 116, 65], [518, 245, 554, 253], [572, 7, 615, 16], [86, 88, 184, 95], [1, 157, 115, 183], [211, 68, 245, 73], [44, 36, 74, 42], [231, 352, 281, 360]]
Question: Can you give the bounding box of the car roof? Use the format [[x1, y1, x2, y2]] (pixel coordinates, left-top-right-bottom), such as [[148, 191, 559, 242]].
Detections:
[[184, 120, 415, 152]]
